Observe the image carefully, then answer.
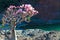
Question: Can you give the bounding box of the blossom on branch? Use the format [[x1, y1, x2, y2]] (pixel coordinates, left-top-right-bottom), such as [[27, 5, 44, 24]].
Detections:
[[2, 4, 38, 27]]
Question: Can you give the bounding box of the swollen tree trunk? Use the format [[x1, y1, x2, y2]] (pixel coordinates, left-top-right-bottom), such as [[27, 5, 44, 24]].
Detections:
[[10, 20, 15, 40], [10, 25, 15, 40]]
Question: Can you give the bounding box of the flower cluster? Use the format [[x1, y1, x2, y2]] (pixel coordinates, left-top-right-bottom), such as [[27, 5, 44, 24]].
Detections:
[[7, 4, 38, 17], [2, 4, 38, 26]]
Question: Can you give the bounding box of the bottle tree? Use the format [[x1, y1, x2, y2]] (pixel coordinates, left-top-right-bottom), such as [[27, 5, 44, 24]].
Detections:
[[2, 4, 38, 40]]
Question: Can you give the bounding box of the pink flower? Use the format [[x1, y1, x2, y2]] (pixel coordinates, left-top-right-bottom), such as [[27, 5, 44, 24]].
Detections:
[[16, 9, 23, 14], [7, 8, 11, 11], [6, 4, 38, 18], [7, 5, 16, 11], [25, 4, 32, 8], [20, 4, 24, 8], [29, 7, 34, 10], [23, 11, 27, 14], [31, 10, 38, 16], [9, 5, 16, 9], [24, 4, 34, 11]]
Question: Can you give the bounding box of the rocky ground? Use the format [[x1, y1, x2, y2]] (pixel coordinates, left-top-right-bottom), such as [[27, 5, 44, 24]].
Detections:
[[0, 30, 15, 40], [0, 29, 60, 40], [15, 29, 60, 40]]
